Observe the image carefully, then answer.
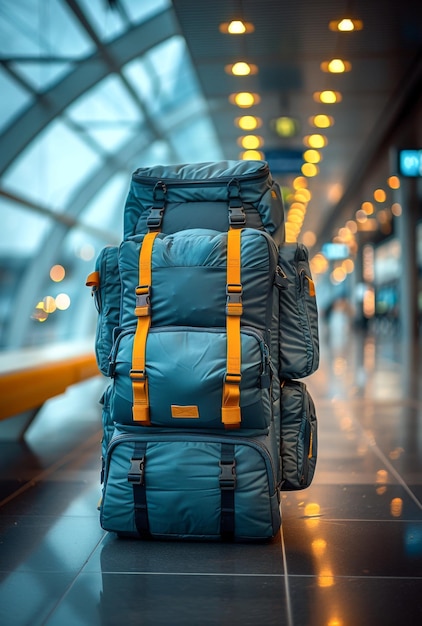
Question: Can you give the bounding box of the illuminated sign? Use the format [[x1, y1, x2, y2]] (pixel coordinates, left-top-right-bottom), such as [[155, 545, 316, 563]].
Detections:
[[397, 149, 422, 177]]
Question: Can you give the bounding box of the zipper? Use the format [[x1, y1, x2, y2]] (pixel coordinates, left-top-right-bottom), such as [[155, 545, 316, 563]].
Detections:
[[105, 430, 278, 493]]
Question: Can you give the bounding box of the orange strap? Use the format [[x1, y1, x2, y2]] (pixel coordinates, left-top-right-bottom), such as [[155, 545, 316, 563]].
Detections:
[[222, 228, 243, 429], [131, 232, 158, 424]]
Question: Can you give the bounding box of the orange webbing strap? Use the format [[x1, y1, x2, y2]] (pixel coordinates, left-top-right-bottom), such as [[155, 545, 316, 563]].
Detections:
[[222, 228, 243, 429], [131, 232, 159, 424]]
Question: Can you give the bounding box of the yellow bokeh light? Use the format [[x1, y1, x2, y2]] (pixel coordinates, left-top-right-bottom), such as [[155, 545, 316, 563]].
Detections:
[[304, 502, 320, 517], [236, 116, 262, 130], [303, 149, 321, 164], [387, 175, 400, 189], [312, 539, 327, 557], [331, 266, 347, 283], [295, 188, 311, 202], [302, 231, 316, 247], [356, 209, 368, 223], [55, 293, 71, 310], [310, 253, 329, 274], [313, 90, 342, 104], [293, 176, 308, 189], [229, 92, 260, 107], [374, 188, 386, 202], [290, 201, 306, 212], [329, 18, 363, 32], [301, 162, 319, 177], [226, 62, 258, 76], [239, 135, 263, 149], [32, 302, 48, 322], [50, 264, 65, 282], [321, 59, 351, 73], [362, 201, 374, 215], [273, 116, 298, 137], [240, 149, 263, 160], [219, 20, 255, 34], [390, 497, 403, 518], [391, 202, 402, 216], [304, 134, 327, 149], [43, 295, 57, 314], [318, 568, 335, 587], [309, 114, 334, 128], [342, 258, 355, 273]]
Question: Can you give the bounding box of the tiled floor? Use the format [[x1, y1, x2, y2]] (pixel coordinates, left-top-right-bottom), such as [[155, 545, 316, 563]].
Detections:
[[1, 324, 422, 625]]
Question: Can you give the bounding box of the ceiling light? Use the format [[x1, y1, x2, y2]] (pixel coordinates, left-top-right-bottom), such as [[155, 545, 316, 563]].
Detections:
[[235, 116, 262, 130], [329, 18, 363, 32], [302, 231, 316, 247], [219, 20, 255, 34], [387, 176, 400, 189], [238, 135, 263, 149], [225, 62, 258, 76], [271, 116, 300, 138], [303, 134, 328, 148], [293, 176, 308, 189], [301, 163, 319, 177], [309, 114, 334, 128], [374, 188, 387, 202], [361, 201, 374, 215], [240, 150, 264, 160], [229, 92, 261, 107], [303, 149, 321, 164], [313, 91, 342, 104], [320, 59, 351, 73]]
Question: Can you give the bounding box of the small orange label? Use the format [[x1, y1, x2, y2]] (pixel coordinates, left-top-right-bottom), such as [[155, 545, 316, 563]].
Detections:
[[171, 405, 200, 418]]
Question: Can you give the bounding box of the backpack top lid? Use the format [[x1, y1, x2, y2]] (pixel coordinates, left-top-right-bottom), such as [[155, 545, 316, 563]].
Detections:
[[124, 160, 285, 242]]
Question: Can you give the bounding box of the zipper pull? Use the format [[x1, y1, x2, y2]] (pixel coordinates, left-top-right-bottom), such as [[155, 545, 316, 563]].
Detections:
[[275, 265, 289, 289]]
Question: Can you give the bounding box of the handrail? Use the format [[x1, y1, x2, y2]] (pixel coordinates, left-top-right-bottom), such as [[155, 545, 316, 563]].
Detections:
[[0, 341, 100, 421]]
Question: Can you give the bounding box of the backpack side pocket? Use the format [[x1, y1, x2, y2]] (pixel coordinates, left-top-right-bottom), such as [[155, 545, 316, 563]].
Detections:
[[276, 243, 319, 379], [280, 380, 317, 490], [87, 246, 121, 375]]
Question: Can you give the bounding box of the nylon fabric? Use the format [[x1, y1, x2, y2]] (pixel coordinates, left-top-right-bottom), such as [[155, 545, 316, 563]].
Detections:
[[100, 427, 280, 540], [280, 380, 317, 490], [87, 247, 120, 375], [112, 328, 272, 430], [124, 160, 284, 240], [119, 229, 277, 332], [277, 243, 319, 379]]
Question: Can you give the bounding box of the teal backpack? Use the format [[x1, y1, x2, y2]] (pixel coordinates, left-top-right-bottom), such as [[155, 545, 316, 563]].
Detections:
[[87, 160, 319, 541]]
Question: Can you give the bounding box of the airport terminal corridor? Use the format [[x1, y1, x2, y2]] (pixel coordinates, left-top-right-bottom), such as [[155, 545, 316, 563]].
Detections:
[[1, 322, 421, 626]]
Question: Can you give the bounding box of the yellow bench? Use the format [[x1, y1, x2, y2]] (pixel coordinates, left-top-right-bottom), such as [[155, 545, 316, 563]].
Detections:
[[0, 341, 100, 437]]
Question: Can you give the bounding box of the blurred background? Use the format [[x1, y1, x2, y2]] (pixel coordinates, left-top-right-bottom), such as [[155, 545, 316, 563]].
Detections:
[[0, 0, 421, 352]]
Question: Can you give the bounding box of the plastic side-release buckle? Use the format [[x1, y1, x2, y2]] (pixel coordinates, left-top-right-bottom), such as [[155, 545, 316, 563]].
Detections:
[[134, 285, 151, 316], [227, 178, 246, 226], [128, 457, 145, 485], [219, 460, 237, 490], [147, 181, 167, 230], [226, 284, 243, 315]]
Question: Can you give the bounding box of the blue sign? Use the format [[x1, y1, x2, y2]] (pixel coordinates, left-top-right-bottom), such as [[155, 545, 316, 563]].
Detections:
[[398, 149, 422, 177], [264, 149, 304, 174]]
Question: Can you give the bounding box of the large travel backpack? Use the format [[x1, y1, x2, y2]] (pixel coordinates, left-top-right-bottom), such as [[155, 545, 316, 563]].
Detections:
[[86, 160, 319, 541]]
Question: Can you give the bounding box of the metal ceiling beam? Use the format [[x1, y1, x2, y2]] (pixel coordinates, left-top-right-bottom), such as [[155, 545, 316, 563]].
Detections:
[[0, 6, 180, 176]]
